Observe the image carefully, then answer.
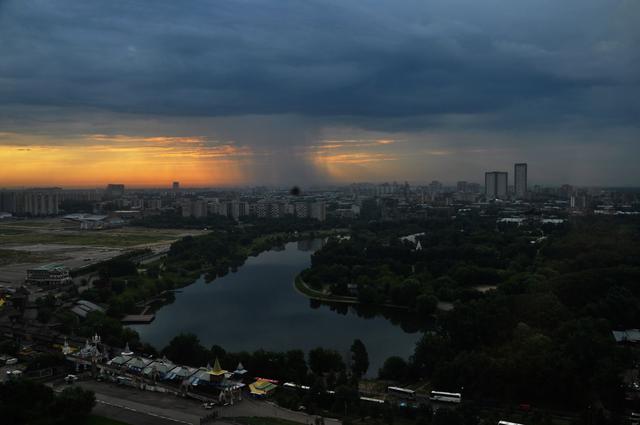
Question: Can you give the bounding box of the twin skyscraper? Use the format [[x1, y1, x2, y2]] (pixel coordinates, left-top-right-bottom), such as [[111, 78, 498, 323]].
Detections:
[[485, 163, 527, 200]]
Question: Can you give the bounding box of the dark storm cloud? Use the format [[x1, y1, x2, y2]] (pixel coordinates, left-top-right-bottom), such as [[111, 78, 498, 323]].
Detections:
[[0, 0, 639, 186], [0, 0, 637, 127]]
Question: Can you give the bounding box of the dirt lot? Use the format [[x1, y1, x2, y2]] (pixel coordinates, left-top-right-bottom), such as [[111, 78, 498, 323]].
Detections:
[[0, 219, 202, 248], [0, 218, 207, 287]]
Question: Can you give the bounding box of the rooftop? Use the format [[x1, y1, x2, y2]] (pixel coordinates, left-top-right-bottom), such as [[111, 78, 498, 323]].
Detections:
[[29, 263, 68, 272]]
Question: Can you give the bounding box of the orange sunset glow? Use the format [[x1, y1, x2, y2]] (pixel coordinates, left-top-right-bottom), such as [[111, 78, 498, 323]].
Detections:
[[0, 132, 408, 187], [0, 134, 254, 187]]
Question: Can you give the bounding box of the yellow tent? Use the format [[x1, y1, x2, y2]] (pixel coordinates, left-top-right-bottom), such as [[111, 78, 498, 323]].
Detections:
[[249, 379, 278, 396], [208, 357, 228, 377]]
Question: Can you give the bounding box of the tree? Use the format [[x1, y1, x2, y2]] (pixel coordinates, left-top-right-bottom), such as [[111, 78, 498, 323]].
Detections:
[[357, 285, 381, 305], [415, 293, 438, 317], [210, 344, 227, 362], [350, 339, 369, 379], [36, 294, 57, 323], [309, 376, 330, 407], [309, 347, 345, 375], [285, 350, 308, 383], [379, 356, 408, 380], [433, 408, 463, 425], [333, 384, 359, 416], [80, 311, 131, 347], [26, 353, 65, 371], [0, 380, 94, 425], [412, 333, 451, 377], [0, 339, 18, 356], [162, 333, 208, 366], [51, 386, 95, 424], [0, 379, 54, 424], [100, 258, 137, 279]]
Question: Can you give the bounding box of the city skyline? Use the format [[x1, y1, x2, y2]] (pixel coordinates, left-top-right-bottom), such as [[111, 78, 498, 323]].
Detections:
[[0, 158, 636, 190]]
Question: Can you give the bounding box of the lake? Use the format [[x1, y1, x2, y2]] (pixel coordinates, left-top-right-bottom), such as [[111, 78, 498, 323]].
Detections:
[[130, 239, 420, 376]]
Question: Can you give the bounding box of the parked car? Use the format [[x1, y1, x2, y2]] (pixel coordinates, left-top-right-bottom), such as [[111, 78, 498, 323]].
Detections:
[[6, 370, 23, 379], [202, 402, 216, 409], [116, 376, 132, 386], [64, 374, 78, 384], [5, 358, 18, 365]]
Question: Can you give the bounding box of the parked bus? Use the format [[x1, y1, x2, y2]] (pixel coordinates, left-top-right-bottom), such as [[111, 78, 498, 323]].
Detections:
[[429, 391, 462, 403], [387, 386, 416, 399], [360, 396, 386, 404], [498, 421, 524, 425], [283, 382, 310, 391]]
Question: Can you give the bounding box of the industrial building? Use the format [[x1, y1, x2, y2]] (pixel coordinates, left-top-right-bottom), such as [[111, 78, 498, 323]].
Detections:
[[25, 264, 72, 285]]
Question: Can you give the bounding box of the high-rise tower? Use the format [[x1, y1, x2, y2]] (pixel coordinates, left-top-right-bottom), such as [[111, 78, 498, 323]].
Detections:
[[514, 163, 527, 199]]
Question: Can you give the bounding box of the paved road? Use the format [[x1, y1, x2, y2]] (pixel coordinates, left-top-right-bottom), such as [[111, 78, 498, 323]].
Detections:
[[58, 380, 340, 425], [91, 389, 200, 424], [92, 401, 200, 425], [58, 381, 202, 425], [220, 397, 341, 425]]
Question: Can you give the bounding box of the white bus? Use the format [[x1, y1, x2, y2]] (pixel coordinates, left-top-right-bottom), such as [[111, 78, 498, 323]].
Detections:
[[498, 421, 524, 425], [360, 396, 386, 404], [283, 382, 310, 391], [429, 390, 462, 403], [387, 386, 416, 399]]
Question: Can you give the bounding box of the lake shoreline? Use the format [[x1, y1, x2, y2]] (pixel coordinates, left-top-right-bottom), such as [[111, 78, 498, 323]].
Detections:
[[130, 238, 420, 374], [293, 275, 411, 310]]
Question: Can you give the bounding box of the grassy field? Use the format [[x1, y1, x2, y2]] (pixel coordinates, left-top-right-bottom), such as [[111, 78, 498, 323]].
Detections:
[[0, 222, 199, 248], [0, 248, 49, 265], [86, 415, 131, 425], [0, 227, 31, 235], [0, 231, 174, 247], [0, 220, 58, 228]]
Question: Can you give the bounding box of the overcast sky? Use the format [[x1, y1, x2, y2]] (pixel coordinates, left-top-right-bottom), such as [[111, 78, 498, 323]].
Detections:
[[0, 0, 638, 187]]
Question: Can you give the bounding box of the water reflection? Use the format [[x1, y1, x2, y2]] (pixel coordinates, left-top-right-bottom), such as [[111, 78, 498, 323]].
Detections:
[[309, 300, 430, 334], [130, 239, 420, 375]]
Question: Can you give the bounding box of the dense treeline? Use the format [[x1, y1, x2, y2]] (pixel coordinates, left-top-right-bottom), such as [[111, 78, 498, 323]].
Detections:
[[0, 380, 95, 425], [302, 215, 541, 311], [159, 332, 372, 383], [303, 215, 640, 412]]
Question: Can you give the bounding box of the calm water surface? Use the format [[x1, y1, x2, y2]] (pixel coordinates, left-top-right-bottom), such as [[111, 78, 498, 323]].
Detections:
[[131, 239, 420, 375]]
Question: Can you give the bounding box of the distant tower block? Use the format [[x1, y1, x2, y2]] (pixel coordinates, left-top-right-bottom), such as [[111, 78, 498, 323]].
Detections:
[[485, 171, 508, 200], [172, 181, 180, 191], [514, 163, 528, 199]]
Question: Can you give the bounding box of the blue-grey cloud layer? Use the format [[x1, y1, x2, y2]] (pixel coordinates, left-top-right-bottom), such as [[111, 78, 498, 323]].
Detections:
[[0, 0, 639, 184], [1, 0, 637, 122]]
